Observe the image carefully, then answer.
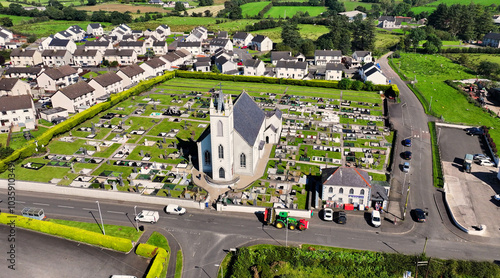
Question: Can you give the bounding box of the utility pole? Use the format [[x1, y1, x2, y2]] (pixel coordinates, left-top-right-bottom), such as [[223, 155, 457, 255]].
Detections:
[[96, 201, 105, 235]]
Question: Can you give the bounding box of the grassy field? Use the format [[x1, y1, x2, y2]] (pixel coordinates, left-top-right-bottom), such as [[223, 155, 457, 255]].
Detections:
[[444, 53, 500, 79], [241, 1, 271, 17], [410, 0, 499, 14], [186, 4, 225, 16], [207, 19, 260, 32], [265, 6, 326, 18], [76, 3, 167, 13], [11, 20, 94, 37], [340, 0, 372, 11], [251, 24, 329, 43], [374, 29, 401, 50], [0, 15, 33, 25]]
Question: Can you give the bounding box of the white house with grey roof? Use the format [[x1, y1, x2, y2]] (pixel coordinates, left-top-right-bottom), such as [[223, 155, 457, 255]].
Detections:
[[359, 62, 387, 85], [275, 60, 308, 79], [270, 51, 297, 66], [140, 58, 167, 77], [152, 41, 168, 55], [104, 49, 137, 65], [87, 23, 104, 36], [51, 82, 96, 113], [209, 38, 233, 53], [339, 10, 366, 22], [36, 65, 79, 92], [321, 167, 372, 207], [483, 33, 500, 48], [88, 72, 123, 99], [10, 48, 42, 66], [41, 49, 73, 67], [186, 26, 207, 42], [0, 78, 31, 97], [214, 56, 237, 74], [0, 95, 36, 132], [197, 91, 282, 182], [5, 67, 43, 80], [84, 40, 113, 54], [250, 35, 273, 51], [243, 58, 265, 76], [116, 64, 145, 88], [0, 27, 13, 46], [73, 49, 103, 67], [177, 41, 202, 55], [119, 41, 146, 55], [325, 63, 346, 81], [232, 32, 253, 47], [352, 51, 373, 65], [315, 50, 342, 65], [43, 38, 77, 54]]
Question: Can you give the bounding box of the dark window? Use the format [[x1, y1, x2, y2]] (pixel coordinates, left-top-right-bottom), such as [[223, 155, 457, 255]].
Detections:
[[204, 150, 210, 165], [219, 167, 225, 179], [360, 189, 365, 195], [349, 189, 354, 194], [339, 188, 344, 194], [240, 153, 246, 168], [328, 187, 333, 193], [218, 145, 223, 159]]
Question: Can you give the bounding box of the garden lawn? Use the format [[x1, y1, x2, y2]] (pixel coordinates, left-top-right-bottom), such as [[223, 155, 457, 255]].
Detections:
[[264, 6, 326, 18], [0, 133, 7, 147], [241, 1, 271, 17], [48, 219, 143, 241]]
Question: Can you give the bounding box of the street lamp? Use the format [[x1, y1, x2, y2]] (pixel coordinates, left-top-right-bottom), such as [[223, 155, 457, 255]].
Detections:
[[96, 201, 105, 235], [215, 264, 223, 278], [134, 205, 139, 231]]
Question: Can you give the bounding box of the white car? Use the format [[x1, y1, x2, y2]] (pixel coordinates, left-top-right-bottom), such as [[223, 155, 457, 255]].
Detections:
[[479, 160, 496, 167], [494, 194, 500, 201], [164, 205, 186, 215], [473, 154, 489, 161], [402, 162, 410, 173], [323, 208, 333, 221], [371, 210, 381, 228]]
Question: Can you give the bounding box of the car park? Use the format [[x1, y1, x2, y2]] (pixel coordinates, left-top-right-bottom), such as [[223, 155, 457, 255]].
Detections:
[[371, 210, 381, 227], [478, 160, 495, 167], [333, 211, 347, 224], [401, 151, 412, 160], [402, 162, 410, 173], [164, 205, 186, 215], [414, 209, 426, 223], [473, 154, 489, 161], [402, 138, 412, 147]]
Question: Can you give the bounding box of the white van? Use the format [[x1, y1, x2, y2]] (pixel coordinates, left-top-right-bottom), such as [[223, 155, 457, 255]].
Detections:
[[134, 210, 159, 223], [371, 210, 381, 228]]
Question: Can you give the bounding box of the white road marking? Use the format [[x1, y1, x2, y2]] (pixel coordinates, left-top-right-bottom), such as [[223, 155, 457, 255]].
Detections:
[[57, 205, 74, 209], [107, 211, 125, 214], [14, 201, 25, 204], [33, 203, 49, 206], [83, 208, 98, 211]]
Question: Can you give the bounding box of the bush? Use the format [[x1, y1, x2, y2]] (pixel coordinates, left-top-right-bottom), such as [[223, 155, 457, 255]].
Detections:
[[136, 243, 168, 278], [136, 243, 162, 258]]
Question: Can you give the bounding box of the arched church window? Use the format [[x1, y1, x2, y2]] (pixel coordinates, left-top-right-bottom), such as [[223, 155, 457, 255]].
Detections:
[[349, 188, 354, 194], [240, 153, 246, 168], [328, 187, 333, 193], [360, 189, 365, 195], [204, 150, 211, 165], [219, 167, 225, 179], [217, 120, 223, 137], [218, 145, 224, 159], [339, 188, 344, 194]]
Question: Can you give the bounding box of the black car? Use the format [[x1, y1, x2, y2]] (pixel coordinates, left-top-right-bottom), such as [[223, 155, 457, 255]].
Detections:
[[334, 211, 347, 224], [465, 127, 483, 136], [414, 209, 426, 222], [402, 151, 412, 160]]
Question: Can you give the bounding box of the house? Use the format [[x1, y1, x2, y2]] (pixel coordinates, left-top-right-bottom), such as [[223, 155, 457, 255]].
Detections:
[[315, 50, 342, 65], [173, 49, 192, 64], [118, 41, 146, 55], [156, 24, 171, 37], [84, 40, 113, 54], [46, 39, 77, 54], [177, 41, 202, 55], [73, 49, 103, 67], [37, 65, 79, 92], [186, 26, 207, 42], [214, 56, 237, 74], [270, 51, 297, 66], [339, 11, 366, 21], [321, 167, 372, 207], [196, 91, 282, 182], [10, 48, 42, 66], [232, 32, 253, 47], [377, 16, 400, 29], [131, 30, 144, 38], [41, 49, 73, 67], [39, 107, 68, 123], [359, 62, 387, 85], [67, 25, 86, 41], [275, 60, 308, 79], [352, 51, 373, 65], [51, 82, 96, 113], [0, 27, 13, 46], [103, 49, 138, 65], [209, 38, 233, 53], [5, 67, 43, 80], [0, 95, 36, 132], [243, 58, 265, 76], [216, 31, 228, 39], [152, 41, 168, 55], [149, 0, 164, 4], [325, 63, 346, 81], [54, 31, 73, 41], [250, 35, 273, 52], [111, 24, 132, 37], [140, 57, 167, 77], [194, 57, 211, 72], [0, 78, 31, 97], [87, 23, 104, 36], [116, 64, 146, 88], [483, 33, 500, 48], [87, 72, 123, 99]]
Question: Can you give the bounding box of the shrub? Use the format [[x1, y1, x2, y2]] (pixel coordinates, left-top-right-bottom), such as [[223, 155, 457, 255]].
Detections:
[[136, 243, 168, 278]]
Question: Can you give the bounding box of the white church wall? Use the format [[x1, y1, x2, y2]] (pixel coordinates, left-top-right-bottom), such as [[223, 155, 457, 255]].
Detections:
[[198, 133, 212, 173], [209, 101, 235, 181], [233, 132, 254, 176]]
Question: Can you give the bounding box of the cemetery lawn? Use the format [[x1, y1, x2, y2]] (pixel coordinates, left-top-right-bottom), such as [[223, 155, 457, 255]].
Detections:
[[48, 139, 94, 155], [92, 164, 134, 187], [93, 143, 121, 158], [126, 145, 182, 164], [0, 157, 74, 183]]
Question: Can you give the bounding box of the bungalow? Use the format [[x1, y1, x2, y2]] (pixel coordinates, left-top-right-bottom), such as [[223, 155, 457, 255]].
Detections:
[[352, 51, 373, 65], [214, 55, 237, 74], [41, 49, 73, 67], [209, 38, 233, 53], [0, 78, 31, 97], [338, 11, 366, 22], [103, 49, 138, 65], [116, 64, 145, 88], [87, 72, 123, 99], [0, 95, 36, 132], [118, 41, 146, 56], [149, 0, 164, 4], [73, 49, 103, 67], [193, 57, 211, 72], [152, 41, 168, 55], [5, 67, 43, 80], [232, 32, 253, 47], [270, 51, 297, 66], [84, 40, 113, 54], [51, 82, 96, 113], [140, 57, 167, 77], [250, 35, 273, 51], [483, 33, 500, 48], [321, 167, 371, 207], [325, 63, 346, 81], [46, 39, 77, 54], [10, 48, 42, 66], [37, 65, 79, 92], [177, 41, 202, 55], [87, 23, 104, 36], [315, 50, 342, 65], [359, 62, 387, 85], [275, 60, 308, 79], [243, 58, 265, 76]]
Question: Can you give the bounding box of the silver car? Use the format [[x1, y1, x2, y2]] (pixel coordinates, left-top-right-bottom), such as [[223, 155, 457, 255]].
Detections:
[[323, 208, 333, 221]]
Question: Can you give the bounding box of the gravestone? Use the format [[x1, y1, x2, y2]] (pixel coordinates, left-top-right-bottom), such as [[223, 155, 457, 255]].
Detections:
[[159, 143, 163, 149], [140, 150, 144, 157], [107, 160, 111, 165], [111, 181, 117, 191], [162, 137, 166, 143], [188, 154, 192, 165]]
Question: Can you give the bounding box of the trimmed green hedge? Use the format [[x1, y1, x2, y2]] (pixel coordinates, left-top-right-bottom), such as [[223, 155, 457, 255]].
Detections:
[[136, 243, 169, 278], [0, 213, 132, 252], [428, 122, 444, 188]]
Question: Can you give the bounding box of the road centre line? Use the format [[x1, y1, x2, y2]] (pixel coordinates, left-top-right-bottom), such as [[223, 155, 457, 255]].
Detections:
[[83, 208, 98, 211], [107, 211, 125, 214], [33, 203, 49, 206], [57, 205, 74, 209]]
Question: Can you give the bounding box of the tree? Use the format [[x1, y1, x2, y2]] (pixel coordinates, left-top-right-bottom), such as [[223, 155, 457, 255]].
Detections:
[[204, 10, 212, 17], [110, 61, 119, 67], [408, 27, 426, 49], [281, 22, 302, 50], [175, 1, 186, 12], [211, 64, 220, 73], [423, 33, 442, 54], [339, 78, 352, 89], [478, 61, 500, 76], [0, 17, 13, 27], [87, 0, 96, 5], [308, 0, 320, 6], [299, 39, 315, 56], [352, 80, 364, 90]]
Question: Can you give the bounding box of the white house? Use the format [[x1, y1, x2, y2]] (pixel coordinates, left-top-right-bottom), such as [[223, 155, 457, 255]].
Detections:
[[275, 60, 308, 79], [51, 82, 96, 113], [10, 48, 43, 66], [321, 167, 372, 207], [103, 49, 137, 65], [270, 51, 297, 66], [119, 41, 146, 56], [152, 41, 168, 55], [4, 67, 43, 80], [194, 57, 211, 72], [232, 32, 253, 47], [0, 78, 31, 97], [46, 39, 77, 54], [84, 40, 113, 54], [243, 58, 265, 76], [377, 16, 400, 29], [111, 24, 132, 37], [87, 23, 104, 36], [209, 38, 233, 53], [140, 58, 167, 77], [0, 95, 36, 132], [315, 50, 342, 65], [0, 27, 13, 46], [250, 35, 273, 52], [339, 11, 366, 21], [73, 49, 103, 67], [116, 64, 146, 88], [325, 63, 346, 81], [352, 51, 373, 65], [483, 33, 500, 48], [214, 56, 237, 75], [39, 107, 68, 123], [359, 62, 387, 85], [41, 49, 73, 67], [196, 91, 282, 182], [87, 72, 123, 99], [66, 25, 86, 41], [177, 41, 202, 56], [156, 24, 170, 37], [185, 26, 207, 42], [37, 65, 79, 92]]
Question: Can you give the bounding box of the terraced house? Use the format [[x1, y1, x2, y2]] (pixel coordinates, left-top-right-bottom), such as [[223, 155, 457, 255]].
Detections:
[[0, 94, 36, 132], [87, 72, 123, 99], [104, 49, 137, 65], [51, 82, 96, 113], [41, 49, 73, 67], [72, 49, 103, 67], [36, 65, 79, 92], [10, 48, 42, 66]]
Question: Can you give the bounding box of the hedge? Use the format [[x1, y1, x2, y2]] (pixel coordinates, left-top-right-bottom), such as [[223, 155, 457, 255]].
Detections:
[[0, 213, 133, 252], [136, 243, 169, 278]]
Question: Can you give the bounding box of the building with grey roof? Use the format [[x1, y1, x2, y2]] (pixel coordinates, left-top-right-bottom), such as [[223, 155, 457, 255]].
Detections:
[[51, 82, 96, 113], [0, 94, 36, 132], [321, 167, 372, 207], [88, 72, 123, 98]]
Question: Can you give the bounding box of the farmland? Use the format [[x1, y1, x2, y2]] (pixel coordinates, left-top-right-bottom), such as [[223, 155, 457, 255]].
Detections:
[[186, 4, 225, 15], [76, 3, 168, 13], [410, 0, 500, 14], [11, 20, 97, 37], [265, 6, 327, 18], [340, 0, 372, 11], [241, 1, 271, 17], [251, 24, 330, 43]]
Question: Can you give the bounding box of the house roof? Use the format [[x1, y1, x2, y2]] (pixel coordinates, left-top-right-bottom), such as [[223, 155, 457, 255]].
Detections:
[[104, 49, 135, 57], [326, 63, 346, 71], [143, 57, 166, 69], [56, 31, 72, 38], [74, 49, 99, 57], [58, 82, 95, 100], [119, 41, 144, 47], [0, 32, 9, 39], [233, 31, 250, 40], [365, 67, 382, 77], [10, 48, 38, 57], [161, 53, 179, 62], [233, 91, 265, 146], [43, 65, 78, 80], [379, 16, 395, 22], [91, 72, 122, 87], [89, 23, 101, 28], [85, 41, 110, 47], [276, 60, 308, 70], [0, 78, 20, 91], [354, 51, 371, 57], [271, 51, 293, 62], [210, 38, 230, 47], [264, 108, 282, 119], [178, 41, 201, 47], [361, 62, 376, 71], [40, 106, 67, 115], [243, 58, 262, 68], [118, 64, 144, 78], [42, 49, 68, 57], [69, 25, 84, 33], [484, 32, 500, 40], [5, 67, 42, 75], [0, 95, 32, 112], [216, 31, 228, 38], [153, 41, 166, 47], [315, 49, 342, 57], [195, 61, 211, 67], [321, 167, 371, 188], [252, 35, 268, 43], [49, 39, 70, 47], [174, 49, 191, 58]]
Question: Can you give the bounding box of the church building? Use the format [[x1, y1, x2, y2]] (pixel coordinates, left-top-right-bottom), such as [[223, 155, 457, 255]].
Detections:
[[197, 90, 282, 182]]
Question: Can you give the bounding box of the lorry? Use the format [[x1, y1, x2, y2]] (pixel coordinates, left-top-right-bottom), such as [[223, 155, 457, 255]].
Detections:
[[134, 210, 159, 223], [263, 208, 309, 231], [463, 154, 473, 173]]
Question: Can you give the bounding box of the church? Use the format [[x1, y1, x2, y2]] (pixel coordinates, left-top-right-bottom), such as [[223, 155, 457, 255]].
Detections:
[[197, 90, 282, 182]]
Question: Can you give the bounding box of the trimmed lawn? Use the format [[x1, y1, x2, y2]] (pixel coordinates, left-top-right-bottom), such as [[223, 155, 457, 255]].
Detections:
[[252, 24, 329, 43], [146, 231, 171, 253], [265, 6, 326, 18], [241, 1, 271, 17], [48, 219, 143, 241], [126, 145, 182, 164], [0, 133, 7, 147], [93, 143, 121, 158], [0, 157, 73, 183], [48, 139, 95, 155]]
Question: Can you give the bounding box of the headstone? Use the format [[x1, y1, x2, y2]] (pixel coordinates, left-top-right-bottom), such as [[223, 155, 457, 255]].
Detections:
[[188, 154, 192, 165], [159, 143, 163, 149], [132, 167, 137, 173], [144, 139, 148, 146], [112, 181, 117, 191], [96, 145, 101, 152], [162, 137, 166, 143], [129, 119, 133, 125], [107, 160, 110, 165], [179, 148, 184, 158], [69, 131, 72, 136], [140, 150, 144, 157]]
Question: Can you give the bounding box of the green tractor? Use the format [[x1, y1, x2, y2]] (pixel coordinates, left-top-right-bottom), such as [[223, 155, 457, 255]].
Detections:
[[264, 208, 309, 231]]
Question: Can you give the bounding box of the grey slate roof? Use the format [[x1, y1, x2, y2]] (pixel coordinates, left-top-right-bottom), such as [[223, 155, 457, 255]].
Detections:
[[59, 82, 95, 100], [252, 35, 267, 43], [353, 51, 371, 57], [119, 41, 144, 47], [118, 64, 144, 78], [0, 32, 9, 39], [91, 72, 122, 87], [10, 48, 37, 57], [42, 49, 68, 57], [265, 108, 282, 119], [43, 65, 78, 80], [0, 95, 32, 112], [153, 41, 166, 47], [73, 49, 99, 57], [0, 78, 20, 91], [233, 92, 265, 146], [89, 23, 101, 29], [365, 67, 381, 77], [40, 107, 67, 115], [233, 32, 249, 40], [276, 60, 308, 70], [143, 57, 166, 69], [85, 41, 110, 47], [361, 62, 375, 71], [210, 38, 229, 47], [271, 51, 293, 62], [49, 39, 70, 47], [321, 167, 371, 188], [326, 63, 346, 71], [216, 31, 228, 38], [484, 33, 500, 40], [195, 61, 211, 67], [104, 49, 135, 57], [315, 49, 342, 57], [5, 67, 42, 75], [178, 41, 201, 47], [378, 16, 395, 22], [57, 31, 72, 38], [243, 59, 262, 68]]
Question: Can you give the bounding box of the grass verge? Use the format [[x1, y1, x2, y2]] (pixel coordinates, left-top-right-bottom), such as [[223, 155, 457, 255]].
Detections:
[[428, 122, 444, 188], [174, 250, 183, 278], [48, 219, 143, 241]]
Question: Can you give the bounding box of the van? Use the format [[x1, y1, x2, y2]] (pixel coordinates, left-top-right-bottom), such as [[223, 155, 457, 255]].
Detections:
[[134, 210, 159, 224], [371, 210, 381, 228]]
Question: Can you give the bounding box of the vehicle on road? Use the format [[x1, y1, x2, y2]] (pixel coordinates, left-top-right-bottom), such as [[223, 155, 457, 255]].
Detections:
[[371, 210, 381, 228], [402, 162, 410, 173], [473, 154, 489, 161], [465, 127, 483, 136], [264, 208, 309, 231], [110, 276, 138, 278], [402, 138, 412, 147], [478, 160, 495, 167], [135, 210, 159, 223], [413, 209, 426, 223], [21, 207, 46, 220], [334, 211, 347, 224], [401, 151, 412, 160], [494, 194, 500, 201], [322, 208, 333, 221], [463, 154, 473, 173], [164, 205, 186, 215]]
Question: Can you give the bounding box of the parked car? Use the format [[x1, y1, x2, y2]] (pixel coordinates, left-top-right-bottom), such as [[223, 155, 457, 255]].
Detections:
[[164, 205, 186, 215], [323, 208, 333, 221], [371, 210, 381, 227], [413, 209, 426, 223], [334, 211, 347, 224], [473, 154, 489, 161], [465, 127, 483, 136], [494, 194, 500, 201], [402, 138, 412, 147], [478, 160, 495, 167], [401, 151, 412, 160], [402, 162, 410, 173]]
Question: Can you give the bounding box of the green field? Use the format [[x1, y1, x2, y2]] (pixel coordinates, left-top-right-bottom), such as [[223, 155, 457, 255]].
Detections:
[[241, 1, 271, 17], [252, 24, 329, 43], [340, 0, 372, 11], [11, 20, 94, 37], [411, 0, 500, 14], [375, 29, 401, 50], [445, 53, 500, 79], [265, 6, 326, 18]]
